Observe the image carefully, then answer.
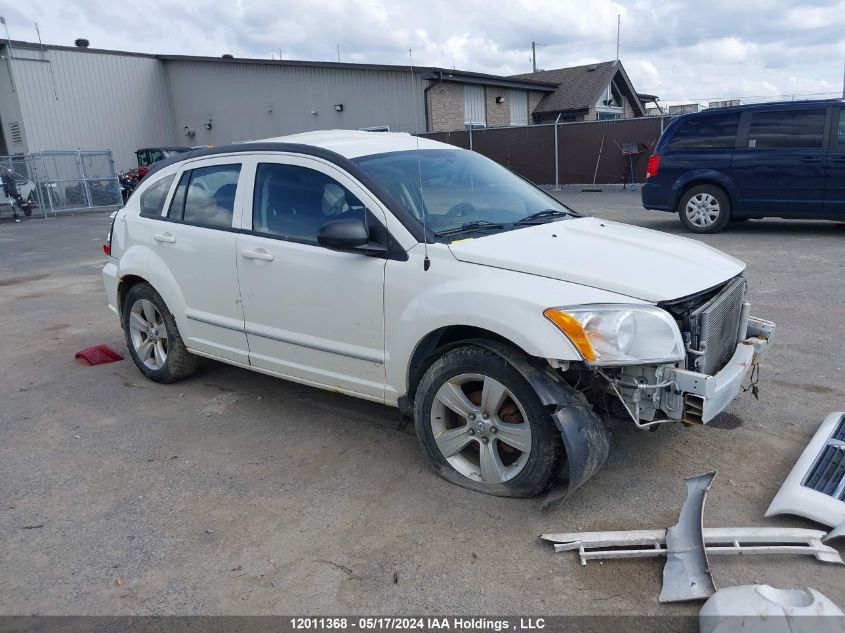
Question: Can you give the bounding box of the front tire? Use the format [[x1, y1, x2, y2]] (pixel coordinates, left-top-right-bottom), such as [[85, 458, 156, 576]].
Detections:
[[122, 282, 198, 383], [414, 345, 562, 497], [678, 185, 731, 233]]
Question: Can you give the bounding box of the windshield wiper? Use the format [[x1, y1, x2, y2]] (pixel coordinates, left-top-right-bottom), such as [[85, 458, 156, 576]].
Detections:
[[435, 220, 507, 237], [515, 209, 573, 225]]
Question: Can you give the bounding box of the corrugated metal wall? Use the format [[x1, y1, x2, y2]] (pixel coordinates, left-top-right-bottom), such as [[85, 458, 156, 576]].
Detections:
[[163, 60, 427, 146], [2, 45, 176, 170], [423, 117, 669, 185]]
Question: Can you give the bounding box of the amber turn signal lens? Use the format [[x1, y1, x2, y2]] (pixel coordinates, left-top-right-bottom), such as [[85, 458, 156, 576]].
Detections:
[[543, 309, 597, 362]]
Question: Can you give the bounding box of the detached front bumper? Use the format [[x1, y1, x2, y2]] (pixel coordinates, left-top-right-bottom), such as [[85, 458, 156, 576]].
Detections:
[[665, 316, 775, 424]]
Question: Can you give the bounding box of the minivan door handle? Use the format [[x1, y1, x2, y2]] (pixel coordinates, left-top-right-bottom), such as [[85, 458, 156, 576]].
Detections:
[[240, 248, 274, 261], [153, 232, 176, 243], [799, 156, 823, 163]]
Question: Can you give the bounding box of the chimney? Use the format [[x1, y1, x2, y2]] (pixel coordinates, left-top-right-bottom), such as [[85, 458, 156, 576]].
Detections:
[[74, 38, 89, 48]]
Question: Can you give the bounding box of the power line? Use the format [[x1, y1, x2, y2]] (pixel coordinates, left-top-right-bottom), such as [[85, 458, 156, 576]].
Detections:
[[541, 23, 844, 51], [658, 90, 841, 102]]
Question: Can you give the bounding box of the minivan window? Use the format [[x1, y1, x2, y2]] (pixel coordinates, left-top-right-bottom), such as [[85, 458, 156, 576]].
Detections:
[[747, 109, 826, 149], [837, 110, 845, 148], [168, 164, 241, 228], [667, 113, 740, 150], [139, 174, 175, 217], [252, 163, 366, 244]]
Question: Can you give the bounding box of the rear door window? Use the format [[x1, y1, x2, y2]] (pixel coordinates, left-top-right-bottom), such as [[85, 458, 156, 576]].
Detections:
[[168, 164, 241, 228], [668, 113, 740, 150], [139, 174, 175, 217], [747, 109, 826, 149]]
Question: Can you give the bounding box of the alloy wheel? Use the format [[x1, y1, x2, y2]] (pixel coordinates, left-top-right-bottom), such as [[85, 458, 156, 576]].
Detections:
[[430, 373, 532, 484], [128, 298, 168, 370]]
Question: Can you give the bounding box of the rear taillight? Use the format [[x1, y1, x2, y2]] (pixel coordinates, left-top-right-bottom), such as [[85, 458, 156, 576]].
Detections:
[[646, 154, 661, 179], [103, 210, 118, 256]]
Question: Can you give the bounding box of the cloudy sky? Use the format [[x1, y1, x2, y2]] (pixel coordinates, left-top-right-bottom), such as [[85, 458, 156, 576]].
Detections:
[[3, 0, 844, 106]]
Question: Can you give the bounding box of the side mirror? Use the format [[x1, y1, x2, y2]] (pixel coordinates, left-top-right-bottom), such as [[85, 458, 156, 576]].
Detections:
[[317, 218, 385, 254]]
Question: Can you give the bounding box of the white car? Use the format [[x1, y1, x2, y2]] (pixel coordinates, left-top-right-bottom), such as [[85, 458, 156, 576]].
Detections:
[[102, 130, 775, 500]]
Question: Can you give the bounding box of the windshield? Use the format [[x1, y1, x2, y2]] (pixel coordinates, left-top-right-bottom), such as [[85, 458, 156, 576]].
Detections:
[[353, 149, 575, 237]]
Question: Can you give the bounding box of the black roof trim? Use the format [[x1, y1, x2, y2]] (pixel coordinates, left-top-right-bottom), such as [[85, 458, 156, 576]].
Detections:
[[142, 142, 432, 243], [2, 40, 557, 90]]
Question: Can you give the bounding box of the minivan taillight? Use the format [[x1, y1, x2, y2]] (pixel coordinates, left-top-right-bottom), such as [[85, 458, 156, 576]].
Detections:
[[646, 154, 661, 179]]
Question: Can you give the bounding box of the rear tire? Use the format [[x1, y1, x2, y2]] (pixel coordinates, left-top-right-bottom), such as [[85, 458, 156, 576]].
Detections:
[[678, 185, 731, 234], [414, 344, 562, 498], [122, 282, 198, 383]]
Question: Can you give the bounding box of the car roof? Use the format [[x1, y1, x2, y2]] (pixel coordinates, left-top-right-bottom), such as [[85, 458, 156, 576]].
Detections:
[[248, 130, 454, 159], [679, 98, 843, 118]]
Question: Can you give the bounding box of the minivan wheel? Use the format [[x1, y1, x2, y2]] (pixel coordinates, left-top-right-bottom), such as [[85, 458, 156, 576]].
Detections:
[[678, 185, 731, 233], [122, 282, 198, 383], [414, 345, 561, 498]]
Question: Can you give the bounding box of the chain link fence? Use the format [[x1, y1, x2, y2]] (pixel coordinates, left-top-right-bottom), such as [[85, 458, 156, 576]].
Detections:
[[1, 150, 122, 219]]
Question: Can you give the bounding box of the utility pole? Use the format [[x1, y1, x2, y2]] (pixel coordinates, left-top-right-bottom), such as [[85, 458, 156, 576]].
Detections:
[[616, 15, 621, 61], [532, 41, 537, 72], [337, 44, 340, 63], [842, 60, 844, 99]]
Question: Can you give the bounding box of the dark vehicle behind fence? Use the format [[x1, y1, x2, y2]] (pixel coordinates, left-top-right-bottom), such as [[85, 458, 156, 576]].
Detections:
[[641, 99, 845, 233]]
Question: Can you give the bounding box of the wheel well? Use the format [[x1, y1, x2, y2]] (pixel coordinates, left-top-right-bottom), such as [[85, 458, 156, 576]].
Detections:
[[676, 180, 732, 212], [116, 275, 147, 316], [406, 326, 525, 402]]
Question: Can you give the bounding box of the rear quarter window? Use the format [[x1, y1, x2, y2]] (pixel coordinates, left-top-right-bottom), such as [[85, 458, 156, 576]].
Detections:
[[138, 174, 175, 218], [668, 113, 740, 150]]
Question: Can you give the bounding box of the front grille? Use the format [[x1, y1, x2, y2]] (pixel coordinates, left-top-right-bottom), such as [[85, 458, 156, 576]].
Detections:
[[689, 277, 746, 375], [803, 414, 845, 501]]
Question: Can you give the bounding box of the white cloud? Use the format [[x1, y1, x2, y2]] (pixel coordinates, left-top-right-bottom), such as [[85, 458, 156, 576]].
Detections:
[[5, 0, 844, 105]]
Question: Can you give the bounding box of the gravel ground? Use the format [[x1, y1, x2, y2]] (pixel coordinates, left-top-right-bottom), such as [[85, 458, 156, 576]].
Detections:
[[1, 192, 843, 616]]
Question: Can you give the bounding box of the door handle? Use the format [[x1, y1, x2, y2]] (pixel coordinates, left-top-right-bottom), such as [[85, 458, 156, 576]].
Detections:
[[831, 156, 845, 163], [153, 232, 176, 243], [240, 248, 274, 261], [799, 156, 823, 163]]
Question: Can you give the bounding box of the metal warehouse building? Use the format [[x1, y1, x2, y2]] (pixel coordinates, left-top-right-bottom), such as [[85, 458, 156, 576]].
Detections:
[[0, 40, 556, 170]]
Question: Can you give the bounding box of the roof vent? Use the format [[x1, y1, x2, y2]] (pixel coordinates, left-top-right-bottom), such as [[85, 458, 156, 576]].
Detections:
[[587, 65, 597, 72], [74, 38, 90, 48], [221, 53, 234, 59]]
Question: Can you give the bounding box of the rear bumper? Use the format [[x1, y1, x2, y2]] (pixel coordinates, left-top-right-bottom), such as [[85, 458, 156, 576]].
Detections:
[[641, 181, 675, 212], [665, 316, 775, 424], [102, 260, 119, 316]]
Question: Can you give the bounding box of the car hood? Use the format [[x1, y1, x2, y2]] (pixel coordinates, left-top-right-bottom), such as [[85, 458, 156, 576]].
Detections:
[[447, 217, 745, 302]]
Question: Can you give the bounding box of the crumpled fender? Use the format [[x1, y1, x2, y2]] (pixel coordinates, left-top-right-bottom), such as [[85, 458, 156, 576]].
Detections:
[[467, 340, 611, 508]]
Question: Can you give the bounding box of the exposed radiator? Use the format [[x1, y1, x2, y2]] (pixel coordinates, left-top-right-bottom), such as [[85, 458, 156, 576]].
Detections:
[[689, 277, 746, 376]]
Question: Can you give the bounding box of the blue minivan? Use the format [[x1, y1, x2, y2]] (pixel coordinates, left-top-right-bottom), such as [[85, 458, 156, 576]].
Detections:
[[641, 99, 845, 233]]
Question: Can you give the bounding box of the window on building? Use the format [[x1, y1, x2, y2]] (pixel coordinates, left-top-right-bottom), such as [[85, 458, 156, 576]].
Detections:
[[596, 111, 623, 121], [509, 90, 528, 126], [139, 174, 175, 218], [168, 164, 241, 228], [252, 163, 366, 245], [747, 109, 826, 149], [464, 85, 486, 129], [667, 112, 741, 150], [595, 81, 625, 119]]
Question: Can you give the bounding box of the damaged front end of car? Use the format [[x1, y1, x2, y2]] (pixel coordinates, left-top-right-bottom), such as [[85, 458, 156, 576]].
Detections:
[[551, 276, 776, 429]]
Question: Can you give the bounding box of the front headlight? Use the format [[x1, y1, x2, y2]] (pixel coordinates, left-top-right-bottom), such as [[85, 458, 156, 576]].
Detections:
[[544, 304, 685, 365]]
